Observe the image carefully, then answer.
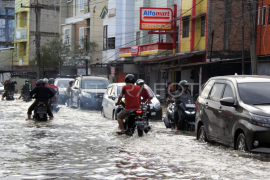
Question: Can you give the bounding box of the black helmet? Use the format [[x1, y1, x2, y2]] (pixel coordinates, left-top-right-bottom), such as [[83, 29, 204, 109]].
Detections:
[[179, 80, 189, 88], [25, 79, 29, 83], [48, 78, 55, 85], [36, 79, 45, 86], [136, 79, 144, 85], [12, 80, 17, 84], [125, 74, 136, 84], [43, 78, 48, 84]]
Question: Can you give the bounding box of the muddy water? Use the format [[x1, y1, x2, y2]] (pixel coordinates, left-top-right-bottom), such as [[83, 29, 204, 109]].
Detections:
[[1, 98, 270, 179]]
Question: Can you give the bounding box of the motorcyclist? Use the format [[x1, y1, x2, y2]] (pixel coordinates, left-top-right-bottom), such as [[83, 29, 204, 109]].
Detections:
[[115, 74, 141, 134], [172, 80, 191, 130], [136, 79, 152, 124], [65, 80, 74, 106], [45, 78, 58, 95], [27, 79, 55, 120], [19, 79, 32, 99], [1, 80, 15, 101]]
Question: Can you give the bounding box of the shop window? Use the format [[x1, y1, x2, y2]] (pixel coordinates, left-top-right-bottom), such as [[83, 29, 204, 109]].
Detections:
[[64, 29, 70, 45], [103, 25, 108, 50], [108, 37, 115, 49], [24, 12, 27, 26], [23, 43, 27, 56], [201, 16, 205, 37], [182, 18, 190, 38], [79, 27, 84, 48]]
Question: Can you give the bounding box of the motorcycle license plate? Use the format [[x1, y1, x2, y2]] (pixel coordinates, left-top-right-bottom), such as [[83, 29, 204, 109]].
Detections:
[[135, 121, 147, 126], [151, 112, 156, 115]]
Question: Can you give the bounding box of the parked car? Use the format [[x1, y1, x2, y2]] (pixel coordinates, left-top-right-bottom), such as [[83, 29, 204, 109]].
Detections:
[[101, 83, 162, 121], [196, 75, 270, 153], [55, 76, 76, 104], [0, 83, 4, 94], [71, 76, 110, 109]]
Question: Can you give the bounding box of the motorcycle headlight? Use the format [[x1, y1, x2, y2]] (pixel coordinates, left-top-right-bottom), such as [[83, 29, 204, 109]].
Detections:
[[82, 92, 92, 98], [154, 102, 161, 109]]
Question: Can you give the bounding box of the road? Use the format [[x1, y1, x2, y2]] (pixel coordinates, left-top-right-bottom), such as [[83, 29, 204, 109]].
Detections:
[[1, 97, 270, 179]]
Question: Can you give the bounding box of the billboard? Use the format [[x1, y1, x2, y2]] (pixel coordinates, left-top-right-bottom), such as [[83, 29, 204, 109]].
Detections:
[[140, 7, 173, 31], [131, 46, 140, 56]]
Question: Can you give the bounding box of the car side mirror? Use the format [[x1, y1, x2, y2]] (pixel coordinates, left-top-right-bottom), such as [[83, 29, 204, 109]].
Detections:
[[156, 94, 160, 99], [73, 85, 79, 90], [220, 97, 235, 106]]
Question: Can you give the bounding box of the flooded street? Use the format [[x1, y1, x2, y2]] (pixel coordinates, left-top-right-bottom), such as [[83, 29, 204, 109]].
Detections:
[[1, 98, 270, 179]]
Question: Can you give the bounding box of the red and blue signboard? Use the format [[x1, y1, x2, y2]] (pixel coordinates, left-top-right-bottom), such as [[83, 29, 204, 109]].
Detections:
[[140, 7, 173, 31], [131, 46, 140, 56]]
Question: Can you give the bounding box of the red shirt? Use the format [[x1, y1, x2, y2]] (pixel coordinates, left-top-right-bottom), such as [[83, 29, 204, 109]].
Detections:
[[122, 84, 141, 110], [169, 86, 174, 92], [141, 88, 151, 103], [45, 83, 59, 94]]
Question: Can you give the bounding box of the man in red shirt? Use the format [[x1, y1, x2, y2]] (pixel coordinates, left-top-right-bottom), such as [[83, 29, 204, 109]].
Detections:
[[45, 78, 59, 95], [136, 79, 151, 103], [115, 74, 141, 134]]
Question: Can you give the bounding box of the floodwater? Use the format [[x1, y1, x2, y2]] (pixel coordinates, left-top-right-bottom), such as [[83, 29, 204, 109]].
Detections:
[[1, 97, 270, 180]]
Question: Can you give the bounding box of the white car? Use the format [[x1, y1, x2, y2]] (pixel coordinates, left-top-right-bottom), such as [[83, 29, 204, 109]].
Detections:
[[101, 83, 162, 120], [0, 83, 4, 94]]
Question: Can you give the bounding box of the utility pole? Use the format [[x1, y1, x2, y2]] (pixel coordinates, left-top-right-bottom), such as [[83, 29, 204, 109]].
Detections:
[[247, 0, 258, 75], [21, 0, 44, 79], [85, 35, 88, 76], [209, 30, 214, 62], [241, 0, 245, 74]]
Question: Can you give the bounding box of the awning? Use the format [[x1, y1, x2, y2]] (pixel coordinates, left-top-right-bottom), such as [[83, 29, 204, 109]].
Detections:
[[135, 50, 206, 64]]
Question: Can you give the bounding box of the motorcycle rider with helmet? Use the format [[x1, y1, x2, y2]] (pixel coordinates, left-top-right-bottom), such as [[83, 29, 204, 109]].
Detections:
[[1, 80, 16, 101], [46, 78, 58, 95], [172, 80, 191, 130], [27, 79, 55, 120], [19, 79, 32, 99], [115, 74, 141, 134]]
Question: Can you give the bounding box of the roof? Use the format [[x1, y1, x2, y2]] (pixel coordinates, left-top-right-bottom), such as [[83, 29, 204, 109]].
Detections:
[[210, 75, 270, 83], [135, 50, 206, 64]]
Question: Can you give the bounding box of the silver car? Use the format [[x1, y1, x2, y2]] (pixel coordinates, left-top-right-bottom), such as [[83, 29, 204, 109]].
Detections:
[[101, 83, 162, 120]]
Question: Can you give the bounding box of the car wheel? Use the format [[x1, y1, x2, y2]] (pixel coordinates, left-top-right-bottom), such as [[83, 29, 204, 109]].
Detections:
[[101, 108, 106, 118], [236, 133, 247, 151], [198, 126, 207, 142]]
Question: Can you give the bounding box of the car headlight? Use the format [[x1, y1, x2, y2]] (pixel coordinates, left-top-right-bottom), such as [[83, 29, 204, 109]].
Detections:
[[185, 111, 191, 114], [250, 113, 270, 127], [82, 92, 91, 98], [154, 102, 161, 109]]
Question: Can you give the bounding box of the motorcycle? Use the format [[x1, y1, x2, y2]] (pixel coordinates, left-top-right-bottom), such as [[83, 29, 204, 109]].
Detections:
[[163, 97, 196, 131], [33, 102, 48, 121], [6, 91, 14, 100], [116, 99, 151, 137], [22, 91, 31, 102], [49, 96, 60, 112]]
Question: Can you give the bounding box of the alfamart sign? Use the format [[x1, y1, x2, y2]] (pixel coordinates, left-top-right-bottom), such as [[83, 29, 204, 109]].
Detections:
[[140, 7, 173, 31]]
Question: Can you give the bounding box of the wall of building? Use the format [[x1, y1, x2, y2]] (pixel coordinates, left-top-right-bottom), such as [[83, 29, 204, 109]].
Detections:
[[207, 0, 250, 60], [256, 0, 270, 56]]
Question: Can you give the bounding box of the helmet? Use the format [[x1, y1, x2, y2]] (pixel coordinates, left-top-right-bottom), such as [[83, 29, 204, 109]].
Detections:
[[48, 78, 55, 85], [179, 80, 189, 88], [125, 74, 136, 84], [43, 78, 48, 83], [12, 80, 17, 84], [136, 79, 144, 85], [25, 79, 29, 83], [36, 79, 45, 86], [69, 80, 74, 85]]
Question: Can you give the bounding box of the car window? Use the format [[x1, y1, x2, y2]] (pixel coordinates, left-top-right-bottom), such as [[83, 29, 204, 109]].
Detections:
[[57, 79, 71, 88], [201, 80, 215, 99], [81, 79, 109, 89], [111, 86, 116, 95], [209, 83, 225, 102], [238, 82, 270, 105], [223, 84, 234, 98]]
